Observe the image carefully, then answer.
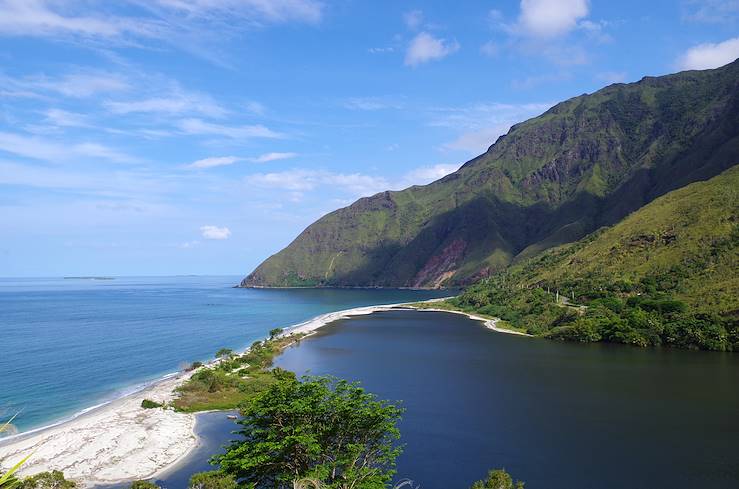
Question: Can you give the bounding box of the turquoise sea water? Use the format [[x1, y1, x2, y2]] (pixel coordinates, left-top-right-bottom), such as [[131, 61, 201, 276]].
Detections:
[[0, 276, 449, 433]]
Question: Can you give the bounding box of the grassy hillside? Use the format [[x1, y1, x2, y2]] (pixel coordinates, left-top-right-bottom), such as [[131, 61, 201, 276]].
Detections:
[[448, 166, 739, 351], [244, 60, 739, 288]]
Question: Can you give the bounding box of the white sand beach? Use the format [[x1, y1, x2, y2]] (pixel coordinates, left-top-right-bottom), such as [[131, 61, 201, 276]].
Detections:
[[0, 372, 196, 487], [402, 306, 534, 337], [0, 297, 522, 487]]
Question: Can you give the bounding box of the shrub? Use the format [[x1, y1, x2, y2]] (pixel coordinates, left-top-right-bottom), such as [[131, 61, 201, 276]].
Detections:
[[21, 471, 76, 489], [188, 361, 204, 370], [269, 328, 284, 338], [129, 481, 160, 489], [141, 399, 163, 409], [188, 471, 236, 489], [470, 468, 524, 489], [216, 348, 234, 358]]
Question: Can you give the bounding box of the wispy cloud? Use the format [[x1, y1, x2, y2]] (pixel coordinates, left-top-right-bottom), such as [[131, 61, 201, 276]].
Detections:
[[247, 169, 390, 199], [178, 118, 284, 139], [401, 164, 458, 186], [105, 89, 226, 118], [0, 131, 134, 163], [44, 108, 91, 128], [405, 32, 460, 67], [144, 0, 324, 25], [250, 152, 297, 163], [188, 156, 242, 169], [187, 152, 297, 168], [1, 70, 130, 99], [677, 37, 739, 70], [431, 102, 552, 154], [0, 0, 324, 65]]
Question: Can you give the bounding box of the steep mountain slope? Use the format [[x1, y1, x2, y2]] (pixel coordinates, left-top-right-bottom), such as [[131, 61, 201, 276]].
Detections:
[[449, 166, 739, 350], [243, 60, 739, 288]]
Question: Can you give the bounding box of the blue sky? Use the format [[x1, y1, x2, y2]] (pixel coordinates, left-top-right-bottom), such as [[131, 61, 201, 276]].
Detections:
[[1, 0, 738, 277]]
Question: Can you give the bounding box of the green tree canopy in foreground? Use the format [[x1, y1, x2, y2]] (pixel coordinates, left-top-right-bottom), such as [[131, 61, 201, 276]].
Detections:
[[217, 373, 403, 489]]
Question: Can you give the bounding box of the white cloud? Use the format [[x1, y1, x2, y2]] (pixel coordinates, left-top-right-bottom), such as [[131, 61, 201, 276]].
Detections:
[[247, 169, 389, 198], [404, 10, 423, 30], [149, 0, 323, 25], [0, 0, 135, 38], [251, 152, 297, 163], [105, 88, 226, 117], [517, 0, 589, 38], [187, 152, 296, 169], [188, 156, 242, 169], [0, 132, 133, 163], [0, 0, 323, 42], [402, 164, 459, 186], [200, 225, 231, 240], [178, 118, 284, 139], [442, 125, 517, 154], [405, 32, 460, 67], [44, 109, 90, 128], [1, 71, 130, 99], [678, 37, 739, 70]]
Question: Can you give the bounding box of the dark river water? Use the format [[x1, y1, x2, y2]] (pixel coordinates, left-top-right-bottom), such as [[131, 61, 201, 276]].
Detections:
[[272, 309, 739, 489]]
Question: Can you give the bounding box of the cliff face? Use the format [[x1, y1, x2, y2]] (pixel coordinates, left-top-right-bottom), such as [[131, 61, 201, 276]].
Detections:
[[243, 60, 739, 288]]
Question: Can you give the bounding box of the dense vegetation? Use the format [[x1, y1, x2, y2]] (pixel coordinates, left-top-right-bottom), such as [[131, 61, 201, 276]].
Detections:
[[244, 60, 739, 288], [216, 374, 403, 489], [173, 334, 304, 412], [449, 167, 739, 351], [470, 469, 524, 489]]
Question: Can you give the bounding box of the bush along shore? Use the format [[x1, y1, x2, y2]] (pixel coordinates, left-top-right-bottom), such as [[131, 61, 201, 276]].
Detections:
[[171, 328, 305, 413], [437, 273, 737, 351]]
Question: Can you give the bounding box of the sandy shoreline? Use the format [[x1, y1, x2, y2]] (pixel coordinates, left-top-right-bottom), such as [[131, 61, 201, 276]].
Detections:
[[401, 306, 534, 337], [0, 297, 523, 486], [0, 371, 197, 487]]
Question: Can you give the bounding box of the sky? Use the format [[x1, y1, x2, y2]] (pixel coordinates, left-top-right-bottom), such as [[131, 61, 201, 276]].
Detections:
[[1, 0, 738, 277]]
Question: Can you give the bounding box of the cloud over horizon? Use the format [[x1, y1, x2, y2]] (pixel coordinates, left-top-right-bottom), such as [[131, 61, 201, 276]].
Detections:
[[678, 37, 739, 70]]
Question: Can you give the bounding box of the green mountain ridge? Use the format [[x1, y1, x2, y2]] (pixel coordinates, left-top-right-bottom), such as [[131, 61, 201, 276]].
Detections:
[[448, 165, 738, 350], [243, 60, 739, 288]]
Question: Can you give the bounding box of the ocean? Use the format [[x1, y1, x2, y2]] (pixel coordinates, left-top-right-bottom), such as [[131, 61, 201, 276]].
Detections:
[[0, 276, 449, 434]]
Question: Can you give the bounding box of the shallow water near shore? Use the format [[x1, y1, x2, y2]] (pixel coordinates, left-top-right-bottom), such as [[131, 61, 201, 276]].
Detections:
[[153, 411, 242, 489], [0, 276, 449, 433], [275, 309, 739, 489]]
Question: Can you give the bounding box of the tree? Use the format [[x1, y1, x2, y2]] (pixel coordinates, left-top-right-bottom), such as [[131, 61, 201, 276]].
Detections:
[[217, 375, 403, 489], [129, 481, 160, 489], [216, 348, 234, 358], [188, 471, 236, 489], [20, 471, 77, 489], [269, 328, 284, 339], [470, 469, 524, 489]]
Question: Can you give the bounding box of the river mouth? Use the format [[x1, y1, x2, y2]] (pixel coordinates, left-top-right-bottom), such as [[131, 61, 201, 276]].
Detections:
[[274, 309, 739, 489]]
